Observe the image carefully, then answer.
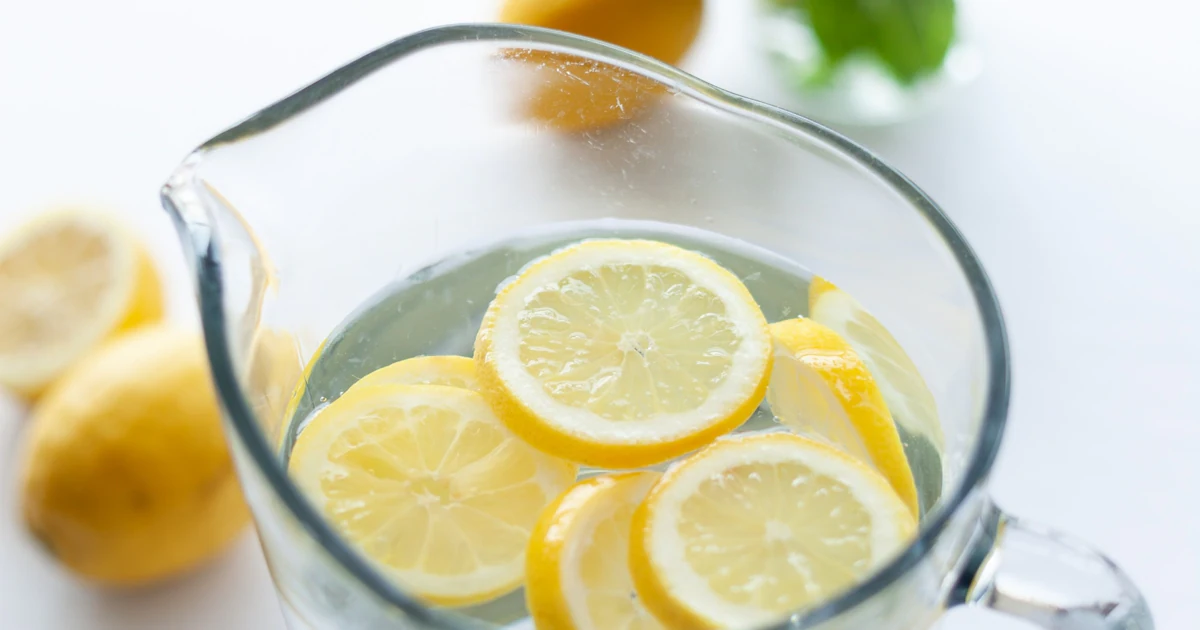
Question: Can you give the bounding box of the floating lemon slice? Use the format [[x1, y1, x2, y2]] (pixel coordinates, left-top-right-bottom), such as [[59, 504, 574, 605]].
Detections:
[[526, 472, 664, 630], [475, 239, 772, 469], [630, 432, 915, 629], [288, 384, 577, 606], [0, 210, 162, 397], [767, 317, 919, 516], [351, 355, 479, 392]]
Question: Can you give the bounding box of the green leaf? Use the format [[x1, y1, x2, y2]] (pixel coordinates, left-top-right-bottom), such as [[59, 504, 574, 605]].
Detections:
[[869, 0, 956, 84], [801, 0, 956, 86], [806, 0, 875, 65]]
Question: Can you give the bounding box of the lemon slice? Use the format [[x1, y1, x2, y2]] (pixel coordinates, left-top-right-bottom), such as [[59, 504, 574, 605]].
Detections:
[[808, 277, 944, 515], [630, 432, 915, 629], [475, 239, 772, 469], [0, 210, 162, 397], [767, 317, 919, 516], [288, 384, 577, 606], [527, 472, 664, 630], [808, 277, 943, 449], [351, 355, 479, 392]]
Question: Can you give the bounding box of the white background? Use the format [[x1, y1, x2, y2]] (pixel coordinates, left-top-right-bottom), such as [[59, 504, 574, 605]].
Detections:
[[1, 0, 1197, 628]]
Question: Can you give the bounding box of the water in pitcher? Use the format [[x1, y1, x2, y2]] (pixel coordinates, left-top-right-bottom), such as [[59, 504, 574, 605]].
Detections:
[[282, 219, 943, 628]]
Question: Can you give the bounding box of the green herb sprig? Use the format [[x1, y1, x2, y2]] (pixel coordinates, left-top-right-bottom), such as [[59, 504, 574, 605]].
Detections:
[[775, 0, 956, 86]]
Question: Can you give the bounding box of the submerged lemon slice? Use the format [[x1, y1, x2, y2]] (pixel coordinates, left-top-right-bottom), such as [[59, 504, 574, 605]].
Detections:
[[630, 432, 915, 629], [808, 277, 943, 450], [808, 277, 944, 515], [475, 239, 773, 469], [0, 210, 162, 397], [351, 355, 479, 392], [767, 317, 919, 515], [526, 472, 664, 630], [289, 384, 577, 606]]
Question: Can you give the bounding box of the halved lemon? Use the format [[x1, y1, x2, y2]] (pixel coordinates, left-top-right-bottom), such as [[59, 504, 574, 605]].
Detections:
[[475, 239, 772, 469], [630, 432, 915, 629], [351, 355, 479, 392], [527, 471, 663, 630], [288, 384, 577, 606], [0, 210, 162, 397], [767, 317, 919, 516]]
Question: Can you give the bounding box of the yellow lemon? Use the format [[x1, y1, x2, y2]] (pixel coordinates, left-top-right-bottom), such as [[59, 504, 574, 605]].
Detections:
[[499, 0, 703, 131], [808, 277, 945, 515], [0, 210, 163, 398], [288, 384, 577, 606], [767, 317, 919, 515], [501, 0, 702, 65], [350, 355, 479, 392], [526, 472, 663, 630], [630, 432, 915, 629], [19, 326, 248, 585], [475, 239, 772, 469], [808, 277, 943, 450]]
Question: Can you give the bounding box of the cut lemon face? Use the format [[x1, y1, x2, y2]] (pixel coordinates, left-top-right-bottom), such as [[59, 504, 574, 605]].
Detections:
[[351, 355, 479, 392], [475, 239, 772, 469], [808, 277, 944, 514], [288, 384, 577, 606], [630, 432, 915, 629], [767, 317, 919, 516], [0, 210, 162, 397], [527, 472, 664, 630]]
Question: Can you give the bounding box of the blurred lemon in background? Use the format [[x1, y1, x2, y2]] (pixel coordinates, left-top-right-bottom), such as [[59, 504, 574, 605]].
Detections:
[[0, 210, 163, 399], [19, 326, 248, 585], [500, 0, 703, 65], [500, 0, 704, 131]]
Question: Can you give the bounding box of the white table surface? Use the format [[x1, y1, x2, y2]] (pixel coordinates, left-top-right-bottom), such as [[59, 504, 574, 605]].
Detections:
[[2, 0, 1196, 628]]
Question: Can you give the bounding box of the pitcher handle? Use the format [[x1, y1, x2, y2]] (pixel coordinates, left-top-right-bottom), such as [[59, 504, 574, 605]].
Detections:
[[961, 503, 1154, 629]]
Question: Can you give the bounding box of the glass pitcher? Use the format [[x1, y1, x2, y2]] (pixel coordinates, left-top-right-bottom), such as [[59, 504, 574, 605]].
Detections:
[[160, 24, 1152, 630]]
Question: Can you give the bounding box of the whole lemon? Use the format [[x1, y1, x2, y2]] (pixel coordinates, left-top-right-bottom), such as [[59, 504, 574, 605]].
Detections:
[[500, 0, 704, 131], [501, 0, 703, 66], [19, 326, 248, 585]]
